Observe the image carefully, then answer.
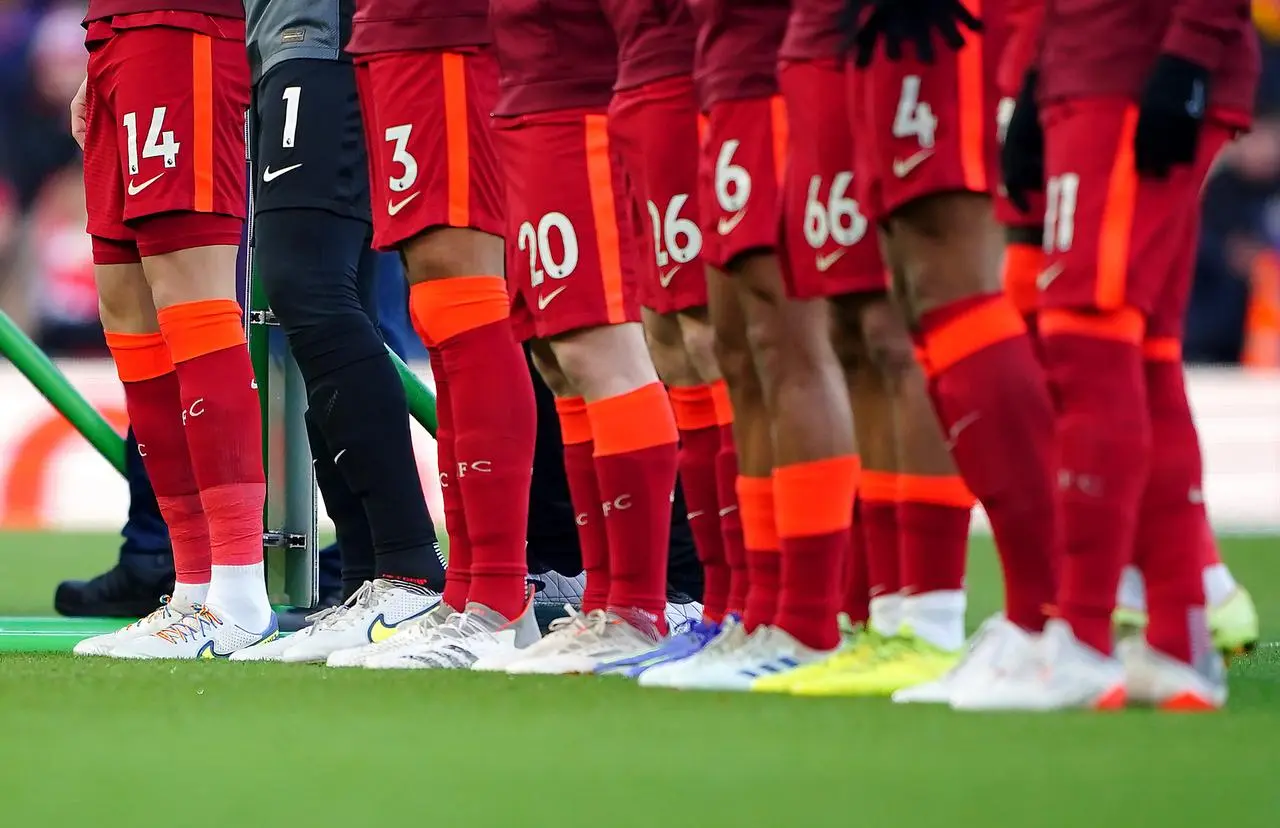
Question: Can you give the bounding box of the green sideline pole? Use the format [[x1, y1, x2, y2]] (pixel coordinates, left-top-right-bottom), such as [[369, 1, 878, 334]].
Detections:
[[387, 346, 437, 436], [0, 310, 127, 475]]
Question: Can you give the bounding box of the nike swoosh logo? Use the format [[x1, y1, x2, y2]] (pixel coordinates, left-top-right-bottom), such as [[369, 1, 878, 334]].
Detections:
[[127, 174, 163, 196], [1036, 261, 1065, 291], [815, 249, 846, 273], [387, 192, 420, 216], [659, 265, 681, 288], [717, 208, 747, 236], [196, 637, 263, 660], [687, 510, 705, 520], [892, 150, 934, 179], [718, 505, 738, 518], [367, 603, 436, 643], [537, 286, 568, 310], [262, 164, 302, 182]]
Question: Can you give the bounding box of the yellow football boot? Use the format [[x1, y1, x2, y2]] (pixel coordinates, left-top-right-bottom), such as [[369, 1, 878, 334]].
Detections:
[[1210, 587, 1260, 658], [750, 626, 892, 694], [790, 628, 960, 697], [1114, 587, 1259, 659]]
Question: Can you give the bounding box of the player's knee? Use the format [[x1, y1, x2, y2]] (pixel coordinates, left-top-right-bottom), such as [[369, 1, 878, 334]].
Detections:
[[887, 192, 1003, 316], [551, 322, 658, 399], [678, 310, 721, 383], [858, 306, 920, 389], [401, 226, 504, 283], [94, 261, 155, 333], [530, 339, 575, 398], [135, 213, 241, 310], [644, 312, 700, 387]]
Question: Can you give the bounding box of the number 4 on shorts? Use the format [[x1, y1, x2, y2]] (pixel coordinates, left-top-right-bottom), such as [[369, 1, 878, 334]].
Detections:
[[893, 76, 937, 149]]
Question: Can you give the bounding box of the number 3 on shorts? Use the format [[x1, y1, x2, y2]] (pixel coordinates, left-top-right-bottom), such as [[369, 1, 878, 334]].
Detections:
[[893, 76, 937, 149]]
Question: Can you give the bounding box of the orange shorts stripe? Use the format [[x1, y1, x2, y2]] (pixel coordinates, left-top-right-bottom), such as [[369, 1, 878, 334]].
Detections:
[[1038, 307, 1145, 345], [584, 114, 626, 325], [697, 114, 709, 146], [1096, 106, 1140, 309], [191, 33, 214, 213], [441, 52, 470, 228], [1142, 337, 1182, 362], [923, 297, 1027, 376], [957, 0, 987, 193], [770, 97, 789, 186]]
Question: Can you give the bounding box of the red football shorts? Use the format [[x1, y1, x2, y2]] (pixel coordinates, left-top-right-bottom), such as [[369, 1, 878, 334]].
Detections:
[[83, 14, 247, 260], [848, 33, 1002, 221], [608, 75, 709, 313], [493, 108, 641, 341], [778, 59, 886, 299], [699, 95, 788, 270], [1040, 98, 1230, 341], [355, 48, 504, 251]]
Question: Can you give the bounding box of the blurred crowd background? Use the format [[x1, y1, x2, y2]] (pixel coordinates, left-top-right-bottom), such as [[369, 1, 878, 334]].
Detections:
[[0, 0, 1278, 367]]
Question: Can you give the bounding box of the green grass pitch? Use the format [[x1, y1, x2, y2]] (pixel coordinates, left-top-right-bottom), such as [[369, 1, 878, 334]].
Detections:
[[1, 531, 1277, 827]]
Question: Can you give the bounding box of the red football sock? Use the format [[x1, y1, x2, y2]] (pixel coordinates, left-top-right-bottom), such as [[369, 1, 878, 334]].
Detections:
[[589, 383, 679, 632], [918, 294, 1058, 632], [717, 423, 749, 617], [555, 396, 610, 612], [1131, 343, 1210, 664], [414, 277, 535, 620], [898, 474, 972, 596], [669, 384, 729, 622], [106, 331, 210, 587], [1040, 309, 1152, 655], [737, 476, 781, 631], [773, 456, 859, 650], [843, 499, 870, 625], [157, 300, 264, 568], [859, 471, 901, 599], [426, 345, 470, 612]]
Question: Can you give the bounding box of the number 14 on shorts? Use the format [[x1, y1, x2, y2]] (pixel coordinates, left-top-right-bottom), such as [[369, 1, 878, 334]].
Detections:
[[122, 107, 180, 174]]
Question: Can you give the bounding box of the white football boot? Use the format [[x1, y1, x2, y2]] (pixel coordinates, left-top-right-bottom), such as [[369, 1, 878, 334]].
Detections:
[[639, 615, 751, 688], [504, 608, 662, 675], [1118, 637, 1227, 711], [225, 630, 296, 662], [277, 580, 438, 663], [893, 614, 1039, 704], [951, 619, 1127, 711], [326, 601, 452, 667], [368, 590, 541, 670], [644, 624, 831, 691], [72, 596, 193, 656], [109, 604, 279, 660]]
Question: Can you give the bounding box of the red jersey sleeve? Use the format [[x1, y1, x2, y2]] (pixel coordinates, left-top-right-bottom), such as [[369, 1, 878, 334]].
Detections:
[[1161, 0, 1251, 71], [998, 0, 1044, 95]]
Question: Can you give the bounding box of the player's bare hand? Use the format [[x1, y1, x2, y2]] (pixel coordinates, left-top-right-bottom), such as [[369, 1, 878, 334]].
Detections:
[[69, 77, 88, 150], [842, 0, 982, 69]]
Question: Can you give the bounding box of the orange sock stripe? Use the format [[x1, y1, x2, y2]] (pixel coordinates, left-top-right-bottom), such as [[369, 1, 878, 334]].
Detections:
[[860, 469, 898, 503], [896, 473, 975, 508], [554, 396, 592, 445], [669, 384, 720, 431], [410, 276, 511, 344], [709, 379, 734, 425], [104, 331, 174, 383], [736, 475, 780, 552], [1039, 307, 1145, 345], [923, 297, 1027, 377], [156, 299, 246, 363], [773, 455, 859, 538], [588, 382, 678, 456], [1003, 242, 1046, 316], [1142, 337, 1181, 362]]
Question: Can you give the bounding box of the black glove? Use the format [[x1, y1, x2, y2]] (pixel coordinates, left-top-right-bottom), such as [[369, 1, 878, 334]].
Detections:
[[1134, 54, 1210, 179], [1000, 70, 1045, 214], [842, 0, 983, 69]]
